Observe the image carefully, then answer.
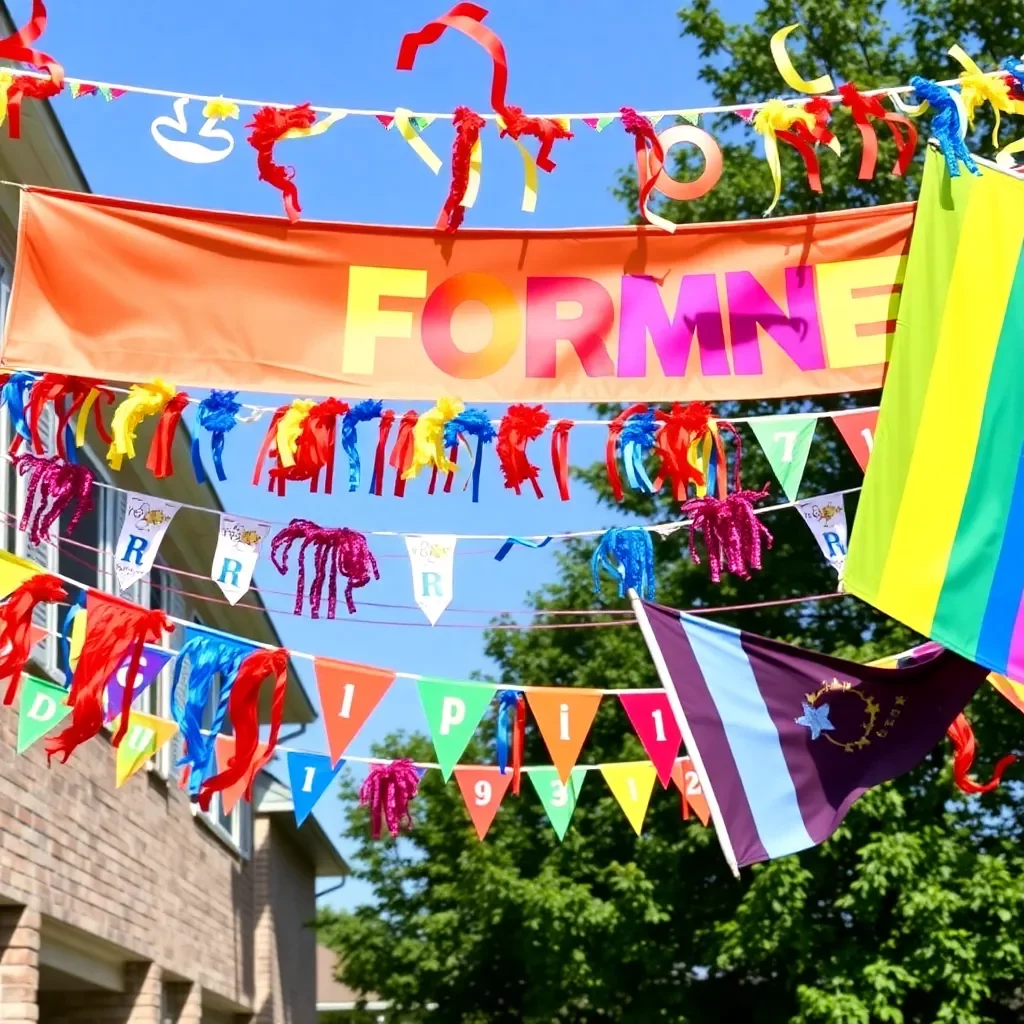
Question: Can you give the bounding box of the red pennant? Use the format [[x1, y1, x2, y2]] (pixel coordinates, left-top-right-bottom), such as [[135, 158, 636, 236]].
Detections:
[[454, 766, 513, 840], [525, 688, 602, 783], [834, 410, 878, 471], [376, 114, 394, 128], [315, 659, 396, 765], [582, 117, 599, 129], [617, 691, 682, 788], [110, 88, 126, 99], [214, 736, 270, 814], [670, 757, 710, 826]]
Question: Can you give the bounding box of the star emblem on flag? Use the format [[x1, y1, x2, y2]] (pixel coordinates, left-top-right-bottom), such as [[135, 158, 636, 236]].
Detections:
[[795, 701, 835, 740]]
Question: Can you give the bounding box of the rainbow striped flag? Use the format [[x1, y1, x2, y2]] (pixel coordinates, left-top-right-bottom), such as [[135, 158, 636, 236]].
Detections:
[[846, 149, 1024, 677]]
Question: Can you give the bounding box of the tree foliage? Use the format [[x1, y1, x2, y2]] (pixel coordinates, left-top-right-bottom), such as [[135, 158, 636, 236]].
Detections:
[[317, 3, 1024, 1021]]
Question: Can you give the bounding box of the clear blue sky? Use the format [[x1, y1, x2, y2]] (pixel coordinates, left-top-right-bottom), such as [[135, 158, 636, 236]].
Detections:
[[30, 0, 750, 907]]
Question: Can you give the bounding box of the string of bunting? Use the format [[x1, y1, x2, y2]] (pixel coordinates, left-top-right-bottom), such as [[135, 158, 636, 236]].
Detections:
[[2, 2, 1023, 226]]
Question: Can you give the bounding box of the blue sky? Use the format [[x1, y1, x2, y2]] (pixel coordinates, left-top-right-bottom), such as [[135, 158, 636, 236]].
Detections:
[[29, 0, 750, 907]]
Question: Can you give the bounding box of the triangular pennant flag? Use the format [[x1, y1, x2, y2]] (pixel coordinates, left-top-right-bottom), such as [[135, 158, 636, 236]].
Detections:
[[671, 757, 710, 826], [98, 85, 112, 101], [114, 712, 177, 787], [735, 107, 755, 123], [409, 115, 432, 132], [104, 645, 174, 723], [215, 736, 270, 813], [114, 493, 180, 590], [582, 117, 599, 130], [110, 88, 126, 100], [526, 689, 602, 783], [211, 514, 271, 605], [748, 415, 816, 501], [417, 679, 496, 781], [29, 624, 47, 650], [989, 674, 1024, 717], [617, 691, 682, 787], [648, 114, 665, 128], [0, 549, 42, 600], [376, 114, 394, 129], [600, 761, 657, 835], [316, 659, 396, 766], [405, 535, 456, 625], [17, 676, 71, 753], [286, 751, 344, 826], [833, 409, 878, 471], [454, 766, 513, 840], [595, 115, 614, 132], [795, 492, 848, 576], [679, 111, 701, 126], [529, 766, 586, 841]]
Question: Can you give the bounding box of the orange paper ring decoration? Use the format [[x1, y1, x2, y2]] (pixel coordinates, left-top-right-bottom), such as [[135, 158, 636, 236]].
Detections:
[[653, 124, 723, 201]]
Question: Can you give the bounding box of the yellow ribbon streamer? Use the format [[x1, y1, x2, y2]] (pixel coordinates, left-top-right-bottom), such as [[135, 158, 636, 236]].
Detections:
[[888, 90, 929, 118], [282, 110, 347, 140], [948, 44, 1024, 147], [496, 115, 538, 213], [394, 107, 442, 174], [753, 100, 816, 216], [403, 396, 464, 479], [276, 399, 316, 469], [770, 24, 834, 95], [202, 98, 240, 121], [0, 69, 13, 129], [462, 138, 482, 209], [75, 387, 101, 449], [107, 380, 176, 471]]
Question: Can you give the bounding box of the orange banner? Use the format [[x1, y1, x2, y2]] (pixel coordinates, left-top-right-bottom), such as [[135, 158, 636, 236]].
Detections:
[[3, 188, 914, 401]]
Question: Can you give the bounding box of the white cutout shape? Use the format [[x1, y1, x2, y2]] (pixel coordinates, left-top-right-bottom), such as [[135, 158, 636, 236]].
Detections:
[[151, 97, 235, 164]]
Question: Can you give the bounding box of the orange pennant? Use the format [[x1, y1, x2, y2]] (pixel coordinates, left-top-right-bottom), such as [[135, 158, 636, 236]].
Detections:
[[315, 659, 396, 766], [454, 766, 513, 840], [671, 757, 710, 826], [215, 735, 270, 814], [525, 688, 602, 783]]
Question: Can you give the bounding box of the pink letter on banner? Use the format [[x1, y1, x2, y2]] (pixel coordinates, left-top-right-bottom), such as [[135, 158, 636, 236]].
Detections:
[[525, 277, 615, 378], [617, 274, 730, 378], [725, 266, 825, 375], [617, 691, 682, 787]]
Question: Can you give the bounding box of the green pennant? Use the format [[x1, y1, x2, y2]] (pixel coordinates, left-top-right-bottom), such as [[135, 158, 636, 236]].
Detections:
[[529, 767, 587, 841], [749, 415, 817, 502], [595, 115, 614, 132], [98, 85, 112, 102], [679, 111, 701, 126], [417, 679, 496, 781], [17, 676, 71, 753], [409, 115, 431, 133]]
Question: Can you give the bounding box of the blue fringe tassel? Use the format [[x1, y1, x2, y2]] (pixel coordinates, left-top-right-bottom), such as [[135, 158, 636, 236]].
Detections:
[[444, 408, 495, 503], [619, 411, 658, 494], [591, 527, 655, 599], [192, 391, 241, 485], [496, 689, 522, 775], [910, 77, 980, 178], [341, 400, 384, 492], [2, 372, 37, 448]]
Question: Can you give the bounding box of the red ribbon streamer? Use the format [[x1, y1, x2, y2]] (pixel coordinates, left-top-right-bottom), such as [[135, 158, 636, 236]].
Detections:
[[496, 404, 549, 498], [605, 403, 649, 503], [0, 0, 64, 141], [777, 127, 822, 193], [28, 376, 114, 459], [0, 574, 66, 705], [252, 405, 290, 492], [802, 97, 837, 148], [270, 398, 349, 496], [389, 411, 419, 497], [511, 693, 525, 796], [246, 103, 317, 223], [498, 105, 573, 172], [946, 712, 1017, 795], [551, 419, 573, 502], [146, 391, 190, 479], [440, 106, 485, 232], [372, 410, 396, 497], [620, 108, 665, 228], [838, 84, 917, 180], [652, 402, 713, 502]]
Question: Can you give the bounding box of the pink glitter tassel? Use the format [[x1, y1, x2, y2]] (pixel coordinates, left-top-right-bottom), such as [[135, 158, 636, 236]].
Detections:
[[13, 454, 93, 546], [682, 485, 773, 582], [270, 518, 379, 618], [359, 759, 420, 839]]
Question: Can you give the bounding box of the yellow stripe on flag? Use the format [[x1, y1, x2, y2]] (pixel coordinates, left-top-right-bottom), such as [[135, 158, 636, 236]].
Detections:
[[989, 673, 1024, 716], [114, 713, 178, 787], [0, 550, 41, 600]]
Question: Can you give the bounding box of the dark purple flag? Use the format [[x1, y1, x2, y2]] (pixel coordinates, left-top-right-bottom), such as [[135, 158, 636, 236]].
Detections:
[[635, 600, 988, 871]]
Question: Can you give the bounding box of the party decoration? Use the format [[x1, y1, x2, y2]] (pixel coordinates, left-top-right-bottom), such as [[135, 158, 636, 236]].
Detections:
[[496, 115, 539, 213], [0, 574, 66, 705], [796, 492, 848, 577], [1, 371, 36, 452], [203, 98, 239, 120], [801, 97, 840, 155], [192, 390, 241, 484], [145, 389, 189, 479], [620, 107, 673, 232], [909, 77, 977, 178], [203, 736, 269, 814], [405, 534, 457, 626], [945, 712, 1016, 794], [632, 598, 990, 872], [671, 757, 710, 825], [529, 766, 586, 841], [12, 453, 92, 546], [592, 527, 655, 599], [211, 514, 270, 606], [197, 647, 288, 811], [270, 518, 379, 618], [651, 402, 713, 502], [837, 84, 916, 179], [652, 124, 723, 202], [360, 758, 420, 839], [617, 691, 682, 787], [341, 399, 385, 492], [601, 761, 657, 835], [107, 379, 176, 471], [846, 153, 1024, 678], [17, 675, 71, 753], [494, 536, 552, 562], [0, 0, 64, 140], [989, 674, 1024, 717], [0, 550, 47, 603], [280, 110, 346, 139], [275, 397, 350, 495], [25, 373, 112, 461], [286, 751, 345, 826], [315, 659, 396, 766], [753, 100, 824, 215], [497, 404, 549, 497], [394, 107, 443, 173], [526, 688, 602, 783], [246, 103, 317, 222], [114, 493, 180, 591], [151, 97, 235, 163], [273, 399, 316, 474], [388, 410, 419, 496], [104, 645, 174, 723], [833, 409, 877, 471], [114, 712, 177, 787], [682, 487, 773, 583], [45, 591, 172, 763], [418, 678, 495, 780], [455, 766, 513, 840], [551, 419, 572, 501], [404, 397, 464, 480], [769, 24, 834, 95], [948, 44, 1021, 148], [443, 407, 496, 502], [606, 404, 656, 500], [495, 688, 525, 793], [749, 415, 816, 501], [440, 106, 485, 231]]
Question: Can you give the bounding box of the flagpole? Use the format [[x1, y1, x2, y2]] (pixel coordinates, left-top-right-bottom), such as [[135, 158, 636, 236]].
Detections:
[[628, 589, 741, 879]]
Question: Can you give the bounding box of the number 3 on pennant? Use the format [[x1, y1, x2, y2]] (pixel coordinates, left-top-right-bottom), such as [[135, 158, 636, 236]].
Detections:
[[152, 97, 235, 164]]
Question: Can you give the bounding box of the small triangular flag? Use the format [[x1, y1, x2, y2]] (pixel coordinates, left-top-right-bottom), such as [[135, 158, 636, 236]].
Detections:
[[215, 736, 270, 813], [525, 689, 603, 783], [833, 409, 877, 471], [104, 645, 174, 723], [679, 111, 701, 126], [17, 676, 71, 753], [376, 114, 395, 129], [114, 713, 177, 787], [735, 108, 755, 123], [68, 80, 82, 99], [671, 757, 710, 826], [582, 117, 599, 130], [286, 751, 344, 826], [409, 115, 433, 132], [530, 766, 586, 841], [315, 659, 395, 766], [417, 679, 496, 781], [601, 761, 657, 835], [596, 115, 614, 132], [648, 114, 665, 128], [749, 415, 817, 502], [98, 85, 112, 101], [110, 88, 126, 100], [454, 767, 513, 840], [617, 692, 682, 787]]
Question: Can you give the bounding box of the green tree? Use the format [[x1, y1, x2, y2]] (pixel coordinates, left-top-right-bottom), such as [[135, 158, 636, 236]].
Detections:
[[317, 4, 1024, 1021]]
